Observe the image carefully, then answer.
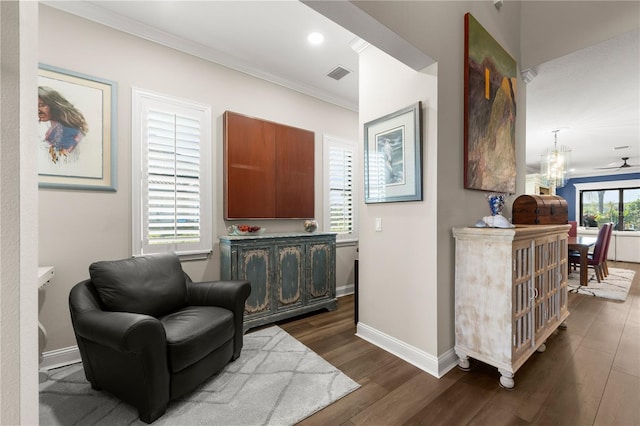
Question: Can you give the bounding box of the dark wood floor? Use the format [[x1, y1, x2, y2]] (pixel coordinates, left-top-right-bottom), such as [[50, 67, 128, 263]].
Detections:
[[277, 261, 640, 426]]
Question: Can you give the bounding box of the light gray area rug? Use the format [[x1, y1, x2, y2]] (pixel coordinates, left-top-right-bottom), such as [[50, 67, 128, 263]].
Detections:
[[568, 267, 635, 302], [40, 326, 359, 425]]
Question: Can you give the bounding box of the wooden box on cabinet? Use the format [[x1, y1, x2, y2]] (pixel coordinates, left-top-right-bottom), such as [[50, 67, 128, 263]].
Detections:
[[512, 194, 568, 225], [220, 232, 337, 330], [452, 224, 570, 389]]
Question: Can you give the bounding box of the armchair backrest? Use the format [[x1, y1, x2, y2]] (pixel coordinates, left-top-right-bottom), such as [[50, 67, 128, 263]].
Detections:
[[89, 252, 188, 317], [69, 279, 105, 315]]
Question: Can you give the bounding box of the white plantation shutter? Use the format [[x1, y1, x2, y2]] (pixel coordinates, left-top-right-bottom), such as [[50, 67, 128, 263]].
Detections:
[[147, 111, 201, 244], [323, 135, 357, 241], [328, 146, 354, 233], [132, 89, 212, 256]]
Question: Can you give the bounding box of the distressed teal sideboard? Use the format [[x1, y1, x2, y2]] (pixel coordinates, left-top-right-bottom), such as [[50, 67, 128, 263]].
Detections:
[[219, 232, 337, 330]]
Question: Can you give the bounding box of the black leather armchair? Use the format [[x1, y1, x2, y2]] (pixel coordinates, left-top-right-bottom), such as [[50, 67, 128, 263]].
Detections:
[[69, 252, 251, 423]]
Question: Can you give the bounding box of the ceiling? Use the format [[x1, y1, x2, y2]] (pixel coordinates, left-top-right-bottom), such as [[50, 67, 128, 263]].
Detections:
[[44, 1, 640, 179], [525, 29, 639, 178]]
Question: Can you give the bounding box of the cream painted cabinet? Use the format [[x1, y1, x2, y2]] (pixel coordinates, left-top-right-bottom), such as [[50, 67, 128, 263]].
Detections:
[[452, 225, 570, 389]]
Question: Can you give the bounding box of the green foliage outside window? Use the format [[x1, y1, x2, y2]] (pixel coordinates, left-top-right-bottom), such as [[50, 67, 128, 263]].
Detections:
[[580, 187, 640, 230]]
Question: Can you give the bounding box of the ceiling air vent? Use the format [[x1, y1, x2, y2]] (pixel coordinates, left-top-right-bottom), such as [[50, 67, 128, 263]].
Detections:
[[327, 65, 351, 81]]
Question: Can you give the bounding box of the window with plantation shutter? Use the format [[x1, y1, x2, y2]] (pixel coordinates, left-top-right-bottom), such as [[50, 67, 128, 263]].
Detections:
[[323, 135, 358, 241], [132, 89, 213, 257]]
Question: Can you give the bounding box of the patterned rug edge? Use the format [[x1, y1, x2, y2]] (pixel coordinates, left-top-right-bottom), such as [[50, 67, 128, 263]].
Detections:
[[567, 267, 635, 302]]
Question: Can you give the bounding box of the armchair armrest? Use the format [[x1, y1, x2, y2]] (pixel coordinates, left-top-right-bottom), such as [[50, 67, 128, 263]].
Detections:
[[186, 280, 251, 313], [69, 292, 170, 422], [72, 310, 166, 353], [186, 280, 251, 359]]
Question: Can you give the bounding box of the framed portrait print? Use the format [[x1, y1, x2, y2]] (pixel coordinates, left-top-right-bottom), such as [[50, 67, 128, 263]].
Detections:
[[364, 101, 423, 203], [463, 13, 517, 193], [38, 64, 117, 191]]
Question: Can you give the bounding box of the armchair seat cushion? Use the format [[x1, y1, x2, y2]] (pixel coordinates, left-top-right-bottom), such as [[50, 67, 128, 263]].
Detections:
[[160, 306, 234, 373]]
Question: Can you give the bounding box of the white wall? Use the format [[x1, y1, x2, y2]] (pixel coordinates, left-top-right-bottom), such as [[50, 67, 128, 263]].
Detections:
[[38, 5, 358, 353], [0, 2, 39, 424], [357, 45, 439, 361]]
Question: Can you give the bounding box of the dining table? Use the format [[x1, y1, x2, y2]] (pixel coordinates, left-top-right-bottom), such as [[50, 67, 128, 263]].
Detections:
[[568, 236, 597, 286]]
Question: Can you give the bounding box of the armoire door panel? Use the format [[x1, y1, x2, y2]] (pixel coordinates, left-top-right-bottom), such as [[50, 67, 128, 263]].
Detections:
[[224, 111, 314, 219]]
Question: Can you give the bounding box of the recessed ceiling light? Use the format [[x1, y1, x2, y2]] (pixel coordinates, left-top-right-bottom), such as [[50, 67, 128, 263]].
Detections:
[[307, 32, 324, 45]]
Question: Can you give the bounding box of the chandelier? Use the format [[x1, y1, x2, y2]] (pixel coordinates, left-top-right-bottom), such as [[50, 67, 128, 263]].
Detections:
[[540, 130, 571, 188]]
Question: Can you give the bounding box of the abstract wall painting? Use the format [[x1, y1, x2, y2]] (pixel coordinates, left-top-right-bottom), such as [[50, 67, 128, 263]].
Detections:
[[464, 13, 517, 193]]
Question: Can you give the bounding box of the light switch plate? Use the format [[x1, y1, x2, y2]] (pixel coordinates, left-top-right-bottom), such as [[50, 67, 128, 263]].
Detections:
[[375, 218, 382, 232]]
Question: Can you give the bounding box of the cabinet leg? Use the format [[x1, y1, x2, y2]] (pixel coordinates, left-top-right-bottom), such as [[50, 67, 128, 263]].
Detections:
[[559, 321, 568, 330], [498, 369, 515, 389], [536, 342, 547, 353], [455, 350, 471, 371]]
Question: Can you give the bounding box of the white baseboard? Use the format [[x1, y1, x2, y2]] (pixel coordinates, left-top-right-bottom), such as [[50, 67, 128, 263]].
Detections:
[[336, 284, 354, 297], [356, 322, 458, 378], [41, 345, 81, 371]]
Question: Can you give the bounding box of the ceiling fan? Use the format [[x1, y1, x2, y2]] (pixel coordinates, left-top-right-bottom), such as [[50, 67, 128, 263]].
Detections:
[[596, 157, 639, 170]]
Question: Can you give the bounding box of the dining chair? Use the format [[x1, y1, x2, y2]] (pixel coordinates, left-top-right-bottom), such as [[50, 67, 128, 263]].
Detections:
[[567, 221, 579, 262], [601, 222, 614, 277], [568, 223, 610, 283]]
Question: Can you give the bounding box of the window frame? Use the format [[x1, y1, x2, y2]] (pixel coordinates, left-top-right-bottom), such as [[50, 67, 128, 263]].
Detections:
[[323, 134, 358, 243], [131, 88, 213, 259], [575, 180, 639, 231]]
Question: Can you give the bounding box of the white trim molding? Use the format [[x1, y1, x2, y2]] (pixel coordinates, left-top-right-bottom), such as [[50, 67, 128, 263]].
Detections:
[[40, 346, 81, 371], [356, 322, 458, 378], [336, 284, 355, 298]]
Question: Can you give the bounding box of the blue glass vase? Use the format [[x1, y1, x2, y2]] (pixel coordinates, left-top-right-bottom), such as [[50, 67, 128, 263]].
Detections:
[[487, 193, 506, 216]]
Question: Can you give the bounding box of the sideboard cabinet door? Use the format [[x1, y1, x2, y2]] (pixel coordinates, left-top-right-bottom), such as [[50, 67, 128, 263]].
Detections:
[[274, 242, 304, 313], [532, 233, 568, 346], [308, 239, 336, 304], [236, 243, 273, 323]]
